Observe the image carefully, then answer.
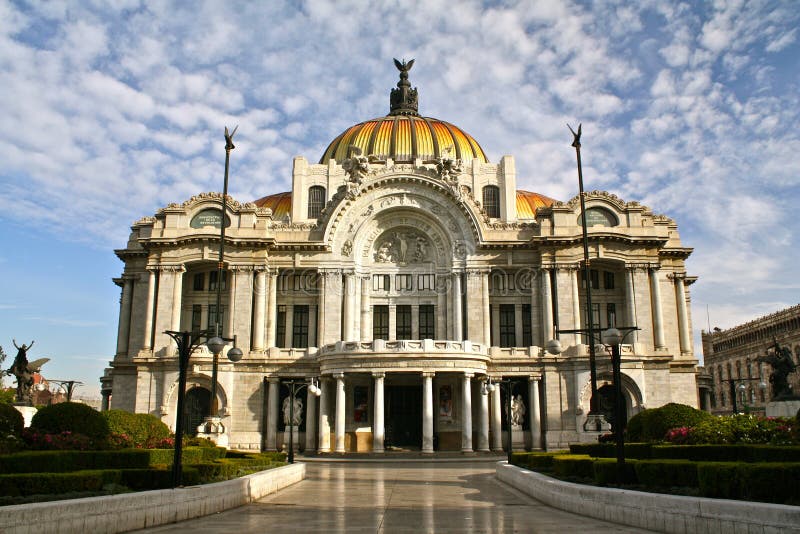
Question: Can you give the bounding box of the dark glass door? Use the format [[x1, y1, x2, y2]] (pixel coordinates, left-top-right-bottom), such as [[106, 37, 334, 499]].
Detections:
[[385, 386, 422, 448], [184, 387, 211, 437]]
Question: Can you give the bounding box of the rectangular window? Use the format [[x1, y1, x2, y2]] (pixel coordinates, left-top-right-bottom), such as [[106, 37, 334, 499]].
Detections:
[[373, 305, 389, 340], [276, 306, 286, 348], [491, 271, 506, 291], [209, 271, 227, 291], [372, 274, 390, 291], [419, 305, 435, 339], [499, 304, 516, 348], [396, 274, 412, 291], [606, 303, 616, 328], [353, 385, 369, 423], [193, 273, 204, 291], [604, 271, 615, 289], [308, 186, 326, 219], [418, 274, 435, 290], [591, 269, 599, 290], [292, 305, 309, 348], [591, 303, 601, 330], [483, 185, 500, 218], [191, 305, 202, 331], [521, 304, 532, 347], [396, 305, 412, 340], [208, 305, 225, 333]]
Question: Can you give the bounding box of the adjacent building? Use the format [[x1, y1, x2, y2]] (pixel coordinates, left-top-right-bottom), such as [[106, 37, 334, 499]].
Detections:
[[102, 62, 700, 452]]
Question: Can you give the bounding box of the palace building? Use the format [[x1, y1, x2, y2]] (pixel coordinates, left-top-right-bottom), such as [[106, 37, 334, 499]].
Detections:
[[102, 61, 700, 452]]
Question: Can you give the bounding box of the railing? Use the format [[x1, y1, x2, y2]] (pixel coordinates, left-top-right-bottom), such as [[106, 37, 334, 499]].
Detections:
[[319, 339, 487, 355]]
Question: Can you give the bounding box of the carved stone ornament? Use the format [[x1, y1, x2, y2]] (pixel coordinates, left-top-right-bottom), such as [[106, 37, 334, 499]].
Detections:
[[453, 241, 467, 260], [342, 239, 353, 257], [342, 146, 369, 185], [374, 230, 431, 264], [435, 147, 463, 182]]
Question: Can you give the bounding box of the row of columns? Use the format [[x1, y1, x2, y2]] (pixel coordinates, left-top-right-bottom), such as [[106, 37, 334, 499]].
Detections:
[[261, 372, 543, 454]]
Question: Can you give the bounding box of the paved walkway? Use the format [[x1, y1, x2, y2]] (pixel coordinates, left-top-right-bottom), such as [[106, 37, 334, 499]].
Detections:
[[137, 461, 653, 533]]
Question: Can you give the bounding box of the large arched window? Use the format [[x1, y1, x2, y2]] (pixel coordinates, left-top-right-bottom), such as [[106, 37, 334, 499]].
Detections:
[[308, 186, 326, 219], [482, 185, 500, 218]]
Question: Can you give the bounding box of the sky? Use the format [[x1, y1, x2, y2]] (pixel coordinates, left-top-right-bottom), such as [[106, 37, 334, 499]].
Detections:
[[1, 0, 799, 398]]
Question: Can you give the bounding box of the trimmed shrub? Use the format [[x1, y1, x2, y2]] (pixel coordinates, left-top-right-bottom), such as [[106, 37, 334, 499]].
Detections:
[[0, 470, 122, 497], [0, 403, 24, 437], [103, 410, 172, 449], [697, 462, 744, 500], [634, 459, 698, 488], [593, 458, 638, 485], [625, 403, 712, 443], [651, 444, 742, 462], [552, 454, 595, 479], [737, 463, 800, 505], [0, 450, 152, 473], [569, 442, 653, 459], [120, 467, 200, 490], [30, 402, 110, 447]]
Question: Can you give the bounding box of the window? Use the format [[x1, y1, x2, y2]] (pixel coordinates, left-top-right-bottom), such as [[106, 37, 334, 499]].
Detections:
[[604, 271, 615, 289], [292, 305, 309, 348], [499, 304, 516, 347], [396, 305, 412, 340], [193, 273, 205, 291], [522, 304, 532, 347], [293, 274, 312, 291], [308, 186, 326, 219], [373, 306, 389, 340], [191, 305, 202, 331], [419, 305, 435, 339], [580, 269, 600, 290], [209, 270, 227, 291], [483, 185, 500, 218], [418, 274, 435, 290], [396, 274, 412, 291], [208, 305, 225, 333], [276, 306, 286, 348], [578, 207, 618, 227], [373, 274, 390, 291], [606, 303, 616, 328], [590, 303, 601, 330]]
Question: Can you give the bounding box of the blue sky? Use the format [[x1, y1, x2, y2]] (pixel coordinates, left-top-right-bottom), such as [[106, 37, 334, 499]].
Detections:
[[1, 0, 799, 397]]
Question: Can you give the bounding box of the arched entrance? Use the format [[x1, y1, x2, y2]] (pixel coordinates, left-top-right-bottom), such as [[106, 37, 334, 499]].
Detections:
[[184, 387, 211, 437], [597, 384, 627, 432]]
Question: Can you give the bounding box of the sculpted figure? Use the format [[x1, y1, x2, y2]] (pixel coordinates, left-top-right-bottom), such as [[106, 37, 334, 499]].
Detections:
[[282, 395, 304, 426], [757, 341, 797, 400], [9, 339, 35, 404], [510, 394, 526, 426]]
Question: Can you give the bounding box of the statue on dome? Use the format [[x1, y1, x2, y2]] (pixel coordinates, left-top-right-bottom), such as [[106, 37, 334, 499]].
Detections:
[[343, 145, 369, 186], [435, 146, 463, 182], [390, 58, 419, 116]]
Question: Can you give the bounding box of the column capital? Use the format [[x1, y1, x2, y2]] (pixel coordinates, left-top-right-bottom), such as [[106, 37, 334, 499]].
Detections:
[[421, 371, 435, 378], [371, 372, 386, 379], [333, 372, 345, 380], [463, 372, 474, 379], [267, 376, 280, 384], [465, 267, 490, 276], [625, 262, 658, 272], [667, 272, 688, 281], [527, 374, 542, 382]]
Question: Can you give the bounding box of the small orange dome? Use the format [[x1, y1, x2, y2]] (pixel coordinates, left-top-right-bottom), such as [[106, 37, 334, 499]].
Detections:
[[516, 190, 556, 219], [253, 191, 291, 219]]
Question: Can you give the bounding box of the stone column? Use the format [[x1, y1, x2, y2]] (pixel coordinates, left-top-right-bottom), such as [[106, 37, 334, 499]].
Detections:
[[252, 269, 267, 351], [490, 385, 502, 451], [116, 277, 133, 355], [453, 273, 463, 340], [482, 271, 491, 346], [343, 273, 356, 341], [320, 270, 343, 345], [226, 269, 237, 338], [461, 372, 473, 452], [334, 373, 346, 453], [266, 269, 278, 348], [491, 304, 500, 347], [411, 304, 420, 340], [170, 268, 184, 331], [477, 379, 490, 452], [529, 377, 541, 450], [305, 384, 317, 452], [541, 268, 553, 343], [318, 377, 331, 452], [373, 372, 385, 453], [360, 276, 371, 341], [284, 305, 294, 348], [571, 268, 581, 345], [101, 391, 111, 411], [142, 269, 157, 351], [514, 305, 524, 348], [388, 304, 397, 341], [674, 274, 691, 354], [266, 377, 280, 451], [437, 276, 448, 339], [650, 268, 666, 349], [624, 267, 638, 342], [422, 372, 434, 453], [465, 270, 484, 345]]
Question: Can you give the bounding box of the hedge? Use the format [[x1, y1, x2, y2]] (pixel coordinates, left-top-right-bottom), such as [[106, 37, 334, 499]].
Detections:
[[551, 454, 595, 479], [634, 459, 698, 488], [626, 403, 712, 442], [104, 410, 172, 448], [0, 470, 122, 497], [569, 442, 653, 459], [592, 457, 638, 485], [30, 403, 110, 443]]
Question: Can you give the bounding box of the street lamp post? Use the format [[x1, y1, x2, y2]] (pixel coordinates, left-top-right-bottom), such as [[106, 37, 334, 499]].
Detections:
[[482, 377, 516, 465], [165, 329, 243, 488], [281, 378, 321, 463], [49, 380, 83, 402], [721, 377, 767, 414]]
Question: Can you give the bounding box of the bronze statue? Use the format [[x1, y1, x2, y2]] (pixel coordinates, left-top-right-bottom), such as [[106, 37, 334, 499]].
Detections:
[[7, 340, 48, 405], [757, 341, 797, 400]]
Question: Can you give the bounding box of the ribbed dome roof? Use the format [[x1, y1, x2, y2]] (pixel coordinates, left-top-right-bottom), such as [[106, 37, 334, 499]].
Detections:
[[320, 59, 487, 164]]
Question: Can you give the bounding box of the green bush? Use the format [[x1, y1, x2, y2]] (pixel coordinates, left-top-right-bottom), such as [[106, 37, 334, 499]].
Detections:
[[625, 403, 712, 442], [552, 454, 595, 479], [568, 442, 653, 459], [0, 450, 152, 473], [30, 402, 110, 447], [0, 470, 122, 497], [651, 444, 742, 462], [0, 403, 24, 437], [697, 462, 741, 500], [103, 410, 172, 448], [592, 458, 638, 485], [634, 459, 698, 488], [737, 463, 800, 504], [120, 467, 200, 490]]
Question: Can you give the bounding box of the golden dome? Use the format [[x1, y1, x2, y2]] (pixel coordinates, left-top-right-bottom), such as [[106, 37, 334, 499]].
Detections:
[[320, 59, 487, 164], [516, 190, 555, 219], [254, 191, 291, 219]]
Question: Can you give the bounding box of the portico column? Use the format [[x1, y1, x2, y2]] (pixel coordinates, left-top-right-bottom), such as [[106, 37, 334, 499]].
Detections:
[[266, 269, 278, 348], [372, 372, 385, 453], [318, 377, 331, 452], [226, 268, 236, 338], [266, 377, 280, 451], [453, 273, 463, 340], [674, 274, 691, 354], [436, 276, 447, 339], [360, 276, 371, 341], [305, 384, 317, 452], [142, 269, 157, 350], [650, 268, 666, 349], [461, 372, 473, 452], [624, 267, 638, 342], [541, 268, 553, 343], [343, 273, 356, 341], [528, 377, 541, 450], [422, 372, 434, 453], [252, 269, 267, 351], [477, 378, 490, 452], [170, 268, 184, 331], [482, 271, 491, 346], [334, 373, 346, 453], [571, 268, 581, 345], [490, 384, 502, 451], [116, 277, 133, 355]]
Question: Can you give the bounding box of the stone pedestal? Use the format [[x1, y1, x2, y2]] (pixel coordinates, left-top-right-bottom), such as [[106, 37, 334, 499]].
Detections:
[[196, 416, 229, 448], [14, 405, 37, 428], [282, 425, 300, 451], [511, 424, 525, 450], [583, 413, 611, 433], [765, 399, 800, 418]]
